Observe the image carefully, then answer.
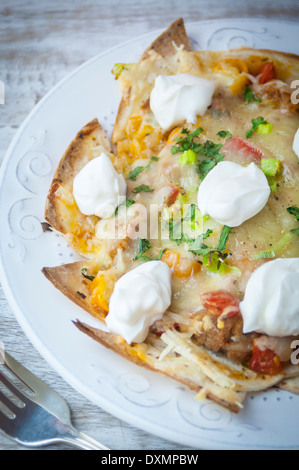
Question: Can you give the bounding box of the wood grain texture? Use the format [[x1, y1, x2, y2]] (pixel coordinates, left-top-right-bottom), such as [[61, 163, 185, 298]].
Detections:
[[0, 0, 298, 451]]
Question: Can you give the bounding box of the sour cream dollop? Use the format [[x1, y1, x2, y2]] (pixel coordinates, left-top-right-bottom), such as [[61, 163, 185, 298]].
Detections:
[[197, 161, 270, 227], [240, 258, 299, 337], [150, 74, 215, 130], [73, 152, 126, 218], [293, 128, 299, 159], [105, 261, 172, 344]]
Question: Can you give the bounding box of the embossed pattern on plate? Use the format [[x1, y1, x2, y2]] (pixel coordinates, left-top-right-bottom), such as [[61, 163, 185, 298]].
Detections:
[[0, 19, 299, 449]]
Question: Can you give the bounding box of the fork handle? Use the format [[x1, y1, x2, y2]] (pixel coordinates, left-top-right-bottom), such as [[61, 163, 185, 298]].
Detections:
[[59, 426, 109, 450]]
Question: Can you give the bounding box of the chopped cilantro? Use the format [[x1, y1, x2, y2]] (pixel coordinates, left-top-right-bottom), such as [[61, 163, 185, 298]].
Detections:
[[134, 239, 151, 259], [188, 224, 234, 274], [217, 130, 232, 138], [114, 199, 135, 216], [196, 140, 224, 179], [128, 166, 144, 181], [167, 218, 185, 245], [287, 206, 299, 236], [188, 229, 213, 255], [171, 127, 224, 179], [197, 159, 217, 179], [287, 205, 299, 221], [245, 117, 268, 138], [132, 184, 154, 193], [166, 204, 207, 245], [128, 157, 158, 181], [134, 238, 166, 261], [216, 225, 232, 251], [243, 84, 261, 104], [171, 127, 203, 154]]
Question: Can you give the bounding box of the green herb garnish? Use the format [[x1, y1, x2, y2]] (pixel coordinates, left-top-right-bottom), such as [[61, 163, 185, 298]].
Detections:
[[216, 225, 232, 251], [287, 206, 299, 236], [188, 229, 214, 255], [171, 128, 223, 179], [217, 130, 232, 138], [114, 199, 135, 216], [134, 238, 166, 261], [287, 205, 299, 221], [128, 166, 144, 181], [196, 141, 224, 179], [243, 84, 261, 104], [132, 184, 154, 193], [188, 225, 235, 274], [128, 157, 158, 181], [171, 127, 203, 154], [245, 117, 268, 138]]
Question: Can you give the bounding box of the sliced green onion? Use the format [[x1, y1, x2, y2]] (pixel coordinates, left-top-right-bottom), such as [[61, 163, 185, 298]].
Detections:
[[261, 158, 282, 177], [267, 178, 278, 193], [257, 123, 273, 134], [112, 62, 133, 79], [202, 251, 240, 276], [179, 149, 197, 166], [273, 232, 292, 253], [251, 232, 292, 260], [252, 249, 276, 260]]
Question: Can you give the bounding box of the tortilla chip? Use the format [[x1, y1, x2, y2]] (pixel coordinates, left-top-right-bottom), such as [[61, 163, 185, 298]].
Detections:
[[42, 260, 105, 322], [45, 118, 112, 234]]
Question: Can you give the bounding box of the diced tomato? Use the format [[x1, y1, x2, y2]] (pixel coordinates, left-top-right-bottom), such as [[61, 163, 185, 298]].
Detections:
[[164, 185, 180, 206], [223, 137, 263, 163], [200, 290, 240, 317], [249, 342, 284, 375], [258, 62, 277, 84]]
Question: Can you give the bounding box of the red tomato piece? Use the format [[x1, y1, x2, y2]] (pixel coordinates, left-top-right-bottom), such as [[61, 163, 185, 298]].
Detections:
[[249, 342, 284, 375], [258, 62, 277, 84], [223, 137, 263, 163], [200, 290, 240, 317], [164, 185, 180, 206]]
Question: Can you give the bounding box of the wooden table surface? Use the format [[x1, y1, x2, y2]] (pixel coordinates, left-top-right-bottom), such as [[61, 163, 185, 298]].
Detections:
[[0, 0, 298, 451]]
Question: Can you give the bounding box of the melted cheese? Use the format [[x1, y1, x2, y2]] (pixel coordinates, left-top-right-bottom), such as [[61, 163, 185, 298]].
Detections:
[[67, 49, 299, 329]]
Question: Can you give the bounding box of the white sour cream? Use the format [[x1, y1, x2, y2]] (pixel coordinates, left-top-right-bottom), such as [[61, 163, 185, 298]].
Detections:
[[240, 258, 299, 337], [293, 128, 299, 159], [150, 74, 215, 130], [105, 261, 172, 344], [73, 152, 127, 218], [197, 161, 270, 227]]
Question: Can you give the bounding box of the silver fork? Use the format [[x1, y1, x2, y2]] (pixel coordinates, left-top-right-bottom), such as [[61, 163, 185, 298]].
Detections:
[[0, 348, 109, 450]]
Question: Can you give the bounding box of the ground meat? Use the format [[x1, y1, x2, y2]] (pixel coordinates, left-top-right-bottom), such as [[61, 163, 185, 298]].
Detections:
[[192, 310, 255, 363]]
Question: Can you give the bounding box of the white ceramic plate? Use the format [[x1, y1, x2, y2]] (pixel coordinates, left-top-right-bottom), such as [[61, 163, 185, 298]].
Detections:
[[1, 19, 299, 450]]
